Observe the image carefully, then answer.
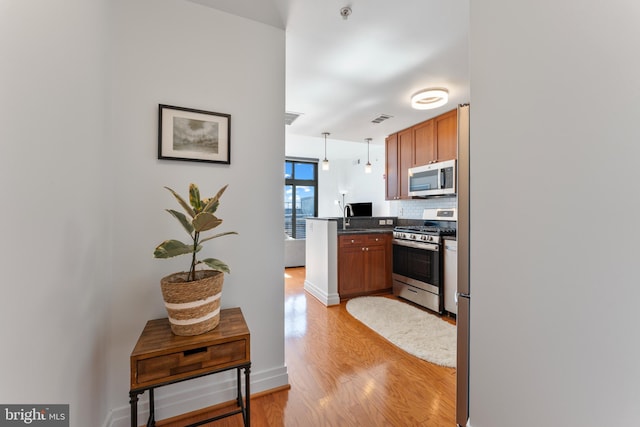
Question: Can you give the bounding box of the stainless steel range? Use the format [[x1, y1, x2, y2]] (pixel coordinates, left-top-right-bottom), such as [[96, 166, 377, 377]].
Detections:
[[392, 208, 456, 313]]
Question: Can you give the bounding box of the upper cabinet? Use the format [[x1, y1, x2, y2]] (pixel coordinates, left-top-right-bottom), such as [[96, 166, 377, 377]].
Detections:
[[385, 128, 414, 200], [385, 133, 399, 200], [413, 119, 436, 166], [385, 108, 458, 200], [433, 108, 457, 162]]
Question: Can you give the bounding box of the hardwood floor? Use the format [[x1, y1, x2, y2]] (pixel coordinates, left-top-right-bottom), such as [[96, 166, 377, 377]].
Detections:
[[158, 267, 456, 426]]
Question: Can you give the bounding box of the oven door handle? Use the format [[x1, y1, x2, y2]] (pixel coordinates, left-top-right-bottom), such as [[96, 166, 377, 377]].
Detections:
[[392, 239, 439, 251]]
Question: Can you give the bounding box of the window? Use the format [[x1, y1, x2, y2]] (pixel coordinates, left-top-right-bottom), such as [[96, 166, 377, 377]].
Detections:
[[284, 159, 318, 239]]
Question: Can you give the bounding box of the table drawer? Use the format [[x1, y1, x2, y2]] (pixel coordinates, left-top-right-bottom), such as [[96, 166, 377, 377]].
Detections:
[[136, 339, 247, 385]]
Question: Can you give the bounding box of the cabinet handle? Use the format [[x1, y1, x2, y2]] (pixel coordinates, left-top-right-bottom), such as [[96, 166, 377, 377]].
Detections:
[[351, 239, 355, 243]]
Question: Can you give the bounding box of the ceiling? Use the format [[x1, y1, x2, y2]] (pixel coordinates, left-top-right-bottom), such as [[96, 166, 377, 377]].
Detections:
[[188, 0, 470, 151]]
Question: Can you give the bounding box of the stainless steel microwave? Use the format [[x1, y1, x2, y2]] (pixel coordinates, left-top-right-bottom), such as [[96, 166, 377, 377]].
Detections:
[[408, 159, 456, 197]]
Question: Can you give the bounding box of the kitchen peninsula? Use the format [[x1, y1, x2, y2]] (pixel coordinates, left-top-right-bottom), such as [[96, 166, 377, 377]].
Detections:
[[304, 216, 396, 305]]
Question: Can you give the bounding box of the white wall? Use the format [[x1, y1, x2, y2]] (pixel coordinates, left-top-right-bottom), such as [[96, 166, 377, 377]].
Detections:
[[0, 0, 286, 425], [286, 134, 388, 217], [107, 0, 286, 423], [0, 0, 111, 423], [469, 1, 640, 426]]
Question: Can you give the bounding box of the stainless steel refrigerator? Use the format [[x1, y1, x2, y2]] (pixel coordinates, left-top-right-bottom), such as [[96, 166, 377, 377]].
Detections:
[[456, 103, 470, 427]]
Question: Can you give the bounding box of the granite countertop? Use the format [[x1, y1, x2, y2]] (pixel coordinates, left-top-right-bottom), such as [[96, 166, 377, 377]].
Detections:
[[310, 216, 398, 235], [337, 227, 394, 235]]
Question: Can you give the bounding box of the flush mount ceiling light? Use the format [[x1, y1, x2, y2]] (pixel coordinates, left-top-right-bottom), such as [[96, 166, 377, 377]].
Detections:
[[322, 132, 330, 171], [364, 138, 372, 173], [411, 88, 449, 110]]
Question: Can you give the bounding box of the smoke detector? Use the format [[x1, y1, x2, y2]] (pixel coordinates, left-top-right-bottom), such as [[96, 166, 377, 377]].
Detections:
[[340, 7, 352, 20]]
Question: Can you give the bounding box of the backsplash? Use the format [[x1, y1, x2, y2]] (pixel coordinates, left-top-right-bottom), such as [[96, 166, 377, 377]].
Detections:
[[389, 197, 457, 219]]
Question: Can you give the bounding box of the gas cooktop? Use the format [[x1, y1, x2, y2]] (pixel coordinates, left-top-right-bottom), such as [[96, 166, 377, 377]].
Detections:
[[394, 225, 456, 236]]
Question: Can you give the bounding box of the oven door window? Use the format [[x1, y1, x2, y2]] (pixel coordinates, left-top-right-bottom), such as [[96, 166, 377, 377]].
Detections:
[[393, 244, 440, 286]]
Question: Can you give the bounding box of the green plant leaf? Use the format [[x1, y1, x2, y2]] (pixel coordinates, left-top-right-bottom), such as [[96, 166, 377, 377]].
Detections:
[[166, 209, 194, 235], [203, 199, 220, 214], [203, 184, 228, 213], [192, 212, 222, 232], [164, 186, 195, 218], [154, 239, 201, 258], [199, 231, 238, 244], [201, 258, 231, 273], [189, 183, 202, 212]]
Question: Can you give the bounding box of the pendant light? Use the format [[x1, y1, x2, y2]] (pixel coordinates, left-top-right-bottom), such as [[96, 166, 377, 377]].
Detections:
[[364, 138, 372, 173], [322, 132, 330, 171]]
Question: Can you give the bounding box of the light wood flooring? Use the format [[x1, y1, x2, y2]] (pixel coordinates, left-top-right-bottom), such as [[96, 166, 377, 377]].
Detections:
[[158, 267, 456, 426]]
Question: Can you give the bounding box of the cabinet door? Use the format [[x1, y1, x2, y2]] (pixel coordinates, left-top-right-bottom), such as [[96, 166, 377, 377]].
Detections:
[[338, 245, 366, 297], [364, 235, 392, 293], [413, 119, 436, 166], [385, 134, 399, 200], [435, 109, 458, 161], [338, 235, 366, 297], [398, 128, 413, 199], [365, 245, 388, 292]]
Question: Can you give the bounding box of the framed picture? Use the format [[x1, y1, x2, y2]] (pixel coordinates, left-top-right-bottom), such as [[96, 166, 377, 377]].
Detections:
[[158, 104, 231, 164]]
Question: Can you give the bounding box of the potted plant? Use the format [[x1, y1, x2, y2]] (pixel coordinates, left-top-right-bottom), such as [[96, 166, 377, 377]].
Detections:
[[154, 183, 237, 336]]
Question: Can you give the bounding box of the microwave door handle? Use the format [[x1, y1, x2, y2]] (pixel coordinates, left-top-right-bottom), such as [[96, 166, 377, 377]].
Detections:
[[440, 168, 445, 189]]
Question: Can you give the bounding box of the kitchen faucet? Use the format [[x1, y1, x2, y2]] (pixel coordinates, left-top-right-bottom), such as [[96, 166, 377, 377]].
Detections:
[[343, 203, 353, 230]]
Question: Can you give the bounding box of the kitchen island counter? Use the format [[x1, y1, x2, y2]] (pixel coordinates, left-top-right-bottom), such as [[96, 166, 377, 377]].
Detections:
[[303, 217, 396, 306]]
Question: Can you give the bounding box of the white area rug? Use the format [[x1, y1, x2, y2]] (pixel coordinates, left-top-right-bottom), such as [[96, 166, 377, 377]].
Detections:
[[346, 296, 456, 368]]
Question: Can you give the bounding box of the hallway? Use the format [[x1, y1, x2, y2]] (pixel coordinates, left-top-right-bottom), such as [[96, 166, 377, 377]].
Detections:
[[161, 267, 456, 426]]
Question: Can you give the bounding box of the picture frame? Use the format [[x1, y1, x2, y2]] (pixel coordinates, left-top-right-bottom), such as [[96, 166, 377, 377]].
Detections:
[[158, 104, 231, 164]]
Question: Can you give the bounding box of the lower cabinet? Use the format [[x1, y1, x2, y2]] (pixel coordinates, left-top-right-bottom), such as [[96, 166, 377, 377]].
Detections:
[[338, 233, 392, 299]]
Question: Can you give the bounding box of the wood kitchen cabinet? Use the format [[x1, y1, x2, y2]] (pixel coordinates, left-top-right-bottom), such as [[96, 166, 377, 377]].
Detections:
[[385, 129, 414, 200], [338, 233, 392, 299], [413, 119, 436, 166], [385, 108, 458, 200], [385, 133, 399, 200], [433, 108, 457, 162]]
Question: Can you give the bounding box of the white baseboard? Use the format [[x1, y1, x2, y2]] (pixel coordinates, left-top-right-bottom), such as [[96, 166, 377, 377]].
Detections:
[[103, 365, 289, 427], [303, 280, 340, 306]]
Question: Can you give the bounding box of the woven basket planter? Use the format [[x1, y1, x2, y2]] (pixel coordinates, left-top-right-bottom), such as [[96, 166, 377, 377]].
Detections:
[[160, 270, 224, 336]]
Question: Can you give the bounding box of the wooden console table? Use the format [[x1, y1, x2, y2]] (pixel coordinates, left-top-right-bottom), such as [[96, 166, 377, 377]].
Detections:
[[129, 307, 251, 427]]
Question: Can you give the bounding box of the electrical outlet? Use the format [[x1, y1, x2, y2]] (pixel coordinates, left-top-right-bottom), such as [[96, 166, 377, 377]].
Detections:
[[379, 219, 385, 225], [386, 219, 393, 225]]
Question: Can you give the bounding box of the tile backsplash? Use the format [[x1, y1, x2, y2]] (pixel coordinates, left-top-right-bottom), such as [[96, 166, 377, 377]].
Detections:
[[389, 197, 457, 219]]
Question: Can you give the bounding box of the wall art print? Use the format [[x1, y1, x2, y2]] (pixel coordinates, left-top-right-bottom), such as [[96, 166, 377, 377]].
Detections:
[[158, 104, 231, 164]]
